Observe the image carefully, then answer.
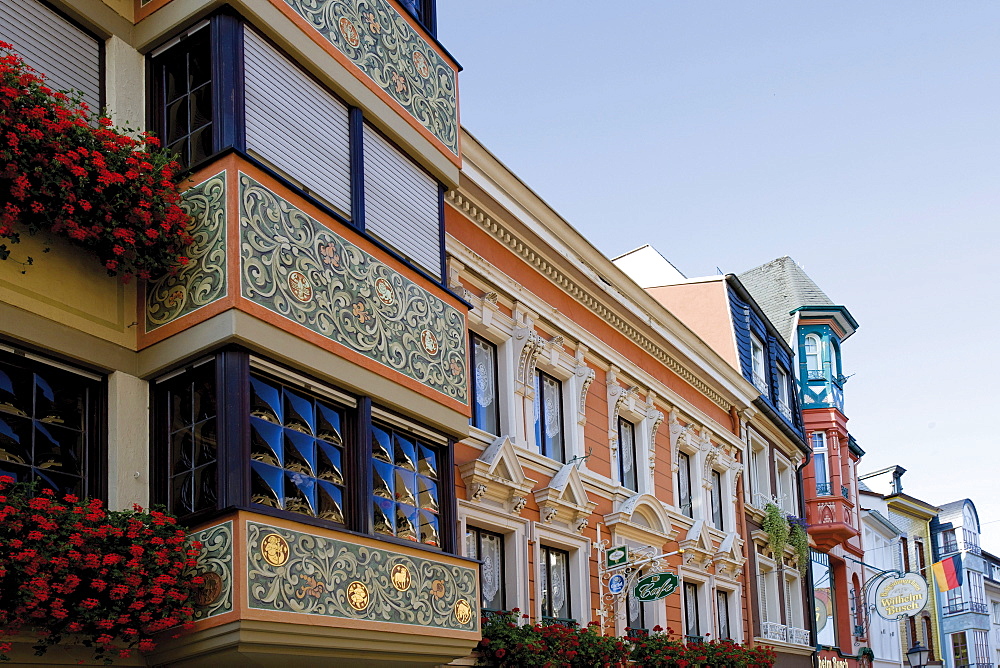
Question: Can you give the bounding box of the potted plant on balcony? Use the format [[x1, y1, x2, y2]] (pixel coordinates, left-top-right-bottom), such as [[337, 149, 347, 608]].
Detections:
[[0, 477, 203, 663], [476, 610, 630, 667], [0, 43, 192, 282], [762, 503, 790, 558]]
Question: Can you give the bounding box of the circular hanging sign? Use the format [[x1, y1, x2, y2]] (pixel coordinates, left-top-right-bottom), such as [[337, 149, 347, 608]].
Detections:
[[633, 572, 679, 602], [608, 573, 626, 595], [873, 571, 928, 620]]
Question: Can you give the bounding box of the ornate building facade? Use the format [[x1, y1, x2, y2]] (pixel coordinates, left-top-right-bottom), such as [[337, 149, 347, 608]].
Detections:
[[0, 0, 478, 664]]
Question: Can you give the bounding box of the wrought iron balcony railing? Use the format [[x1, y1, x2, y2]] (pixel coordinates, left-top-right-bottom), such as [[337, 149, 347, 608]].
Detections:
[[970, 602, 989, 614], [807, 370, 825, 381], [541, 616, 576, 627], [776, 399, 792, 420], [944, 602, 967, 615], [685, 635, 704, 644], [841, 485, 851, 500], [816, 482, 833, 496]]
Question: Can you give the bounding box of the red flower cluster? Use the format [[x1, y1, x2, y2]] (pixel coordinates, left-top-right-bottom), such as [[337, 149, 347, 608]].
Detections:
[[477, 610, 630, 667], [630, 627, 778, 668], [478, 612, 779, 668], [0, 43, 193, 281], [0, 477, 203, 663]]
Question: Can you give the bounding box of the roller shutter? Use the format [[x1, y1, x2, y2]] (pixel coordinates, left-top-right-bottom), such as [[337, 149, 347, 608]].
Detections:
[[244, 28, 352, 219], [363, 123, 441, 279], [0, 0, 101, 112]]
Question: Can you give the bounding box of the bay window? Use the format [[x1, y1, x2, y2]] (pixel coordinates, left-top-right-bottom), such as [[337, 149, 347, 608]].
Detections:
[[154, 351, 455, 552]]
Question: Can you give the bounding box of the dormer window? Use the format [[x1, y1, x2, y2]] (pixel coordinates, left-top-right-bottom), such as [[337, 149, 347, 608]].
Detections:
[[751, 335, 768, 395], [775, 366, 791, 420]]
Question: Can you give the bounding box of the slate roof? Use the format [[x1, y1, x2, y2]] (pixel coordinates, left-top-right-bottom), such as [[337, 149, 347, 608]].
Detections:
[[738, 256, 835, 345]]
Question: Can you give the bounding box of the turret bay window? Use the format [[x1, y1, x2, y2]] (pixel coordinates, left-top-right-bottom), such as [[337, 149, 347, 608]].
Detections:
[[812, 432, 830, 495], [0, 347, 102, 497], [618, 417, 638, 492], [805, 334, 822, 377], [154, 352, 456, 552], [678, 451, 693, 518], [466, 526, 505, 613], [470, 333, 500, 435], [534, 370, 565, 462], [540, 545, 572, 623]]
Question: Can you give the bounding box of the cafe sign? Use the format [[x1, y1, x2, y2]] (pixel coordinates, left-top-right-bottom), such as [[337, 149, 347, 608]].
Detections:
[[633, 572, 679, 602], [873, 571, 928, 620]]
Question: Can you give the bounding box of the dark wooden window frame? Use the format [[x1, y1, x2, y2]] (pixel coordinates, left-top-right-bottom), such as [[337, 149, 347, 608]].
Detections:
[[617, 416, 638, 492], [534, 369, 566, 463]]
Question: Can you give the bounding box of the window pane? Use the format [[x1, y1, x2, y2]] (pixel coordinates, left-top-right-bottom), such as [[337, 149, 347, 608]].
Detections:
[[536, 371, 564, 462], [469, 528, 505, 612], [678, 452, 692, 517], [684, 582, 700, 637], [153, 27, 213, 170], [717, 591, 730, 639], [711, 470, 724, 530], [471, 335, 499, 434], [543, 547, 571, 620], [619, 417, 637, 491]]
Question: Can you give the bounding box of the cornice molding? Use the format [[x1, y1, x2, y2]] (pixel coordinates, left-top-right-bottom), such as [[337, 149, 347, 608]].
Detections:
[[448, 190, 730, 411]]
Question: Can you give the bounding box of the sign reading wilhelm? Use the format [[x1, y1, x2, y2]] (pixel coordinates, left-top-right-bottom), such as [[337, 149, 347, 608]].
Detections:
[[873, 571, 928, 620]]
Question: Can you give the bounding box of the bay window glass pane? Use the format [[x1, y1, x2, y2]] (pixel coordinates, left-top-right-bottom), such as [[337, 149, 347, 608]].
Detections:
[[160, 361, 217, 516], [249, 373, 347, 524], [152, 27, 213, 170], [471, 334, 499, 434], [371, 421, 441, 549]]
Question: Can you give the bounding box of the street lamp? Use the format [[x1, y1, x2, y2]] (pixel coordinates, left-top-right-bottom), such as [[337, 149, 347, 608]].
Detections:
[[907, 643, 930, 668]]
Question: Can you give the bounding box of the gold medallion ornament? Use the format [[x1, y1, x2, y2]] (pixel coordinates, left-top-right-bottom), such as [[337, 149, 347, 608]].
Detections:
[[347, 581, 370, 611], [260, 533, 289, 567], [390, 564, 412, 591], [454, 598, 472, 625]]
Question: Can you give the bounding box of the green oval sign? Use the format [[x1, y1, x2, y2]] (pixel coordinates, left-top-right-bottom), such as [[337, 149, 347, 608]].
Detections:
[[633, 572, 679, 602]]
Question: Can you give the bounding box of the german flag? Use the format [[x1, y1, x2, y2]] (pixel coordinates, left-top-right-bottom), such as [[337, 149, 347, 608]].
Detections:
[[931, 555, 963, 592]]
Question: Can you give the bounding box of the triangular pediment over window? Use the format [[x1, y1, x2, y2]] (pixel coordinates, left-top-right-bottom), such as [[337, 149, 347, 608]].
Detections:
[[680, 519, 716, 568], [712, 531, 746, 581], [459, 435, 537, 515], [534, 463, 597, 532]]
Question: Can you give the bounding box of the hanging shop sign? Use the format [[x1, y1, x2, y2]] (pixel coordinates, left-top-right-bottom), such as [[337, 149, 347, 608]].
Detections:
[[608, 573, 626, 595], [605, 545, 629, 570], [633, 572, 679, 602], [873, 571, 928, 620]]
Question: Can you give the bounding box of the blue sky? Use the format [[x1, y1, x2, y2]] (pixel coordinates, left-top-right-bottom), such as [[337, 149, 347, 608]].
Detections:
[[439, 2, 1000, 550]]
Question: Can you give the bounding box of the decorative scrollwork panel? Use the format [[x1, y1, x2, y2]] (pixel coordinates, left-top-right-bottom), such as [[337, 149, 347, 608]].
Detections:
[[239, 173, 468, 403], [247, 521, 478, 631]]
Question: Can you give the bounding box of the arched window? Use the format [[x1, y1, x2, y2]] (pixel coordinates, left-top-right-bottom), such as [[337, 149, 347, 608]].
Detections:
[[805, 335, 821, 374]]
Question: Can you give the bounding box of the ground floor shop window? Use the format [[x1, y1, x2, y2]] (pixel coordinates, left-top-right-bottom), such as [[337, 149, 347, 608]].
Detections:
[[466, 525, 506, 612], [540, 545, 572, 623]]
